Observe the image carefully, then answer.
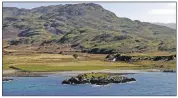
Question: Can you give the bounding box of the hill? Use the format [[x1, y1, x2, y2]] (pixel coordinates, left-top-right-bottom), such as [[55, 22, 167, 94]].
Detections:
[[154, 23, 176, 29], [3, 3, 176, 54]]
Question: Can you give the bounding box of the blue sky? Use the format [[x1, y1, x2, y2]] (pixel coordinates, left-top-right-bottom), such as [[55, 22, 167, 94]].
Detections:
[[3, 2, 176, 23]]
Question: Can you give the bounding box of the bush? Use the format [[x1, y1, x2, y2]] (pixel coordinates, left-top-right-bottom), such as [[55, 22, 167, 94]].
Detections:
[[73, 54, 78, 59]]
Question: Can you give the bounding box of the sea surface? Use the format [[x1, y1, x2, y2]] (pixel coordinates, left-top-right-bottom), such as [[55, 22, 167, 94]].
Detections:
[[3, 72, 176, 96]]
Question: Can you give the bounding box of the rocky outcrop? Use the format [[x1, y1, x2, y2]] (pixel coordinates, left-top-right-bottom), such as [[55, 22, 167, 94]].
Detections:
[[62, 73, 136, 85], [105, 54, 176, 62], [3, 78, 13, 82], [162, 69, 176, 73]]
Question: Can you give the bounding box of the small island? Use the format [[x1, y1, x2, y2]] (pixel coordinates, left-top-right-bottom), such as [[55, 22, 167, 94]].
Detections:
[[62, 73, 136, 85]]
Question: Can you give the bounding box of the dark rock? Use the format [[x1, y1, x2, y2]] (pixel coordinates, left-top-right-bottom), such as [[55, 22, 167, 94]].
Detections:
[[68, 77, 81, 84], [62, 80, 70, 84]]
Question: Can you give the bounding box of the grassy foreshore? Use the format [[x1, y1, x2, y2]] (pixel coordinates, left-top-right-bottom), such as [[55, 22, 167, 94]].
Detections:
[[3, 49, 176, 76], [3, 53, 143, 72]]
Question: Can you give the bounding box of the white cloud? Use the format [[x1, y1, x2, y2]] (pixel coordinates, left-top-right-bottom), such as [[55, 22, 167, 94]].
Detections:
[[148, 9, 176, 15]]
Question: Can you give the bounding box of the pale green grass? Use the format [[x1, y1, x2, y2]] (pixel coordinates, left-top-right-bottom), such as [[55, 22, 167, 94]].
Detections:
[[3, 53, 141, 71], [3, 51, 176, 72]]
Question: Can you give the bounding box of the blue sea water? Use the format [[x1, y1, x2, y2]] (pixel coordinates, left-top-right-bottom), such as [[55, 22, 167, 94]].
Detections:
[[3, 72, 176, 96]]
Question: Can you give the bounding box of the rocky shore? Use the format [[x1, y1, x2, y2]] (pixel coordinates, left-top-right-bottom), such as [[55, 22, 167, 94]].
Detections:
[[2, 69, 144, 77], [3, 78, 13, 82], [62, 73, 136, 85], [162, 69, 176, 73]]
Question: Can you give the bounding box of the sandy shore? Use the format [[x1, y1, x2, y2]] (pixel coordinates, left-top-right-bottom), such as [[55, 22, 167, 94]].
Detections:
[[57, 69, 144, 75], [3, 70, 17, 74], [3, 70, 55, 77], [3, 69, 162, 77]]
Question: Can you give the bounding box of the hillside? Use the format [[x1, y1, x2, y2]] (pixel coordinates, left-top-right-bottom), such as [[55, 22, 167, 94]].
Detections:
[[154, 23, 176, 29], [3, 3, 176, 54]]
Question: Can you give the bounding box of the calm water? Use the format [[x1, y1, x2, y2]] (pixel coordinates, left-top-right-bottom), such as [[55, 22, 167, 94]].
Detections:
[[3, 72, 176, 96]]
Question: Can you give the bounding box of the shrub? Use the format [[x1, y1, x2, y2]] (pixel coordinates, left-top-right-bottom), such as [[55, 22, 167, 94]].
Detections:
[[73, 54, 78, 59]]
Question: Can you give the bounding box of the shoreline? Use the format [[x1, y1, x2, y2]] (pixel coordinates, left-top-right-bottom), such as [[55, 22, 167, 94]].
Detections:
[[3, 69, 163, 77]]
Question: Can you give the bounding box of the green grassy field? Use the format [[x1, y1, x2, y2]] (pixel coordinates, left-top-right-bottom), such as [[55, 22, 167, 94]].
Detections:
[[3, 50, 176, 72]]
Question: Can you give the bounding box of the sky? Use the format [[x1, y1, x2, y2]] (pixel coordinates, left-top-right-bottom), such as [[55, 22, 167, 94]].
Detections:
[[3, 2, 176, 23]]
